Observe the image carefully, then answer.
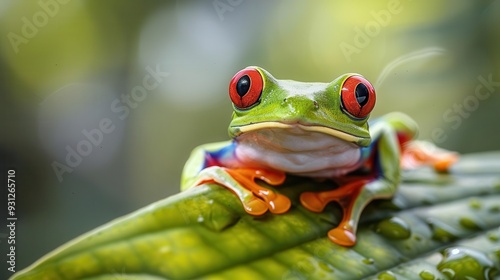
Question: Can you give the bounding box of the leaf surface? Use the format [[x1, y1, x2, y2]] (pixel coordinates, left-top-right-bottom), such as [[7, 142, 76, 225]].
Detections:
[[11, 152, 500, 280]]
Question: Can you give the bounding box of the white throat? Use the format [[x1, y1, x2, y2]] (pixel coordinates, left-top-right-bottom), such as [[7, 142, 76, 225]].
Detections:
[[234, 125, 362, 178]]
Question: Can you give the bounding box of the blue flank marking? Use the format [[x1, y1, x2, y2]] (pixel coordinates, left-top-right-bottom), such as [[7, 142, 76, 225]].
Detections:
[[360, 145, 373, 162], [360, 136, 382, 176], [205, 141, 237, 167]]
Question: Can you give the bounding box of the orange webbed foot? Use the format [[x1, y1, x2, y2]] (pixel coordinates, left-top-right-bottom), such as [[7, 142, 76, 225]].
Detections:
[[401, 140, 459, 172], [300, 179, 370, 247], [199, 167, 290, 215]]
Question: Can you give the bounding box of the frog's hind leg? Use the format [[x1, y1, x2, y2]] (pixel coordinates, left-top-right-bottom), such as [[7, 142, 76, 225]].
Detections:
[[401, 140, 459, 172], [300, 178, 375, 246], [376, 112, 459, 172], [301, 178, 399, 247], [301, 122, 401, 246], [378, 111, 419, 143]]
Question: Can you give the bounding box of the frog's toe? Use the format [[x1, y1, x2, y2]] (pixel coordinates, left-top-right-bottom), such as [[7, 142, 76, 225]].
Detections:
[[242, 197, 268, 216], [256, 169, 287, 186], [328, 227, 356, 247], [300, 192, 327, 212], [267, 193, 291, 214], [401, 140, 459, 172], [433, 154, 459, 173]]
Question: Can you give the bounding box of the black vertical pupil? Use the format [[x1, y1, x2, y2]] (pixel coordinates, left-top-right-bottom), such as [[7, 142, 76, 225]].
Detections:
[[355, 83, 369, 106], [236, 75, 251, 97]]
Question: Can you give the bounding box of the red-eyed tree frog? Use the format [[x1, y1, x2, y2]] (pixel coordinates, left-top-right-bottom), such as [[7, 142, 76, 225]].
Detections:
[[181, 66, 458, 246]]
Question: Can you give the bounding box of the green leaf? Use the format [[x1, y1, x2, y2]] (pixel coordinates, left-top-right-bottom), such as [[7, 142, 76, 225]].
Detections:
[[11, 152, 500, 280]]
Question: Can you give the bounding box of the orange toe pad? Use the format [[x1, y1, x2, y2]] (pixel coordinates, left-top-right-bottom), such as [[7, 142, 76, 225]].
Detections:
[[300, 192, 327, 213], [225, 168, 291, 216], [401, 141, 459, 172], [328, 227, 356, 247]]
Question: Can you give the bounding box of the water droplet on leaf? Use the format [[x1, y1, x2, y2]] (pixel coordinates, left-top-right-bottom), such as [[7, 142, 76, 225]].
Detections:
[[437, 247, 497, 280], [469, 198, 482, 209], [487, 233, 499, 242], [489, 205, 500, 213], [419, 270, 435, 280], [459, 217, 480, 230], [427, 218, 459, 242], [362, 258, 375, 265], [375, 217, 411, 239], [377, 271, 397, 280], [318, 261, 334, 272]]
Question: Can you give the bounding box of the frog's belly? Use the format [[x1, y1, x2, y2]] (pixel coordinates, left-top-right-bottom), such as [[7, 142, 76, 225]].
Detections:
[[233, 128, 362, 178]]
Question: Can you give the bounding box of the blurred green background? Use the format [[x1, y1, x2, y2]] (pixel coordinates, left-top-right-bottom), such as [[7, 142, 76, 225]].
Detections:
[[1, 0, 499, 276]]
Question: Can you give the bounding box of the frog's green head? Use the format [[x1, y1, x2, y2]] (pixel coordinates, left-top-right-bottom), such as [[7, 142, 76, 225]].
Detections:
[[228, 66, 376, 147]]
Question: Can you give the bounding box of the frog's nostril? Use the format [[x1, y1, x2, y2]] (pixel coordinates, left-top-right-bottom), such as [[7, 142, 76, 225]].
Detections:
[[313, 101, 319, 109], [281, 97, 320, 111]]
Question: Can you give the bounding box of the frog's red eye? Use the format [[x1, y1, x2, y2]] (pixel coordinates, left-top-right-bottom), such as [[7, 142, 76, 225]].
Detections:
[[229, 68, 263, 109], [341, 75, 376, 119]]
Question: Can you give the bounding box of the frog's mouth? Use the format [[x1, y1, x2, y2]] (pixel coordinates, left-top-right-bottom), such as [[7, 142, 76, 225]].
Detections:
[[231, 121, 370, 147]]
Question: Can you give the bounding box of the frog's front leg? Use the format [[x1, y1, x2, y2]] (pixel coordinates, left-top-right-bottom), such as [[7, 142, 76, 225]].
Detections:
[[181, 141, 291, 216], [300, 122, 401, 247]]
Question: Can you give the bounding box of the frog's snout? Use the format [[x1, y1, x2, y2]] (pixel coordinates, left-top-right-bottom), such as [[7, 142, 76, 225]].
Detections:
[[281, 96, 320, 113]]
